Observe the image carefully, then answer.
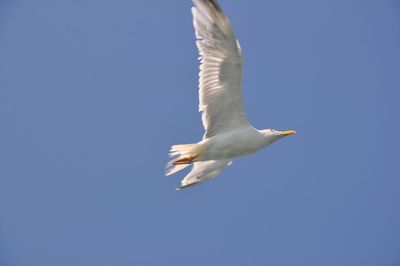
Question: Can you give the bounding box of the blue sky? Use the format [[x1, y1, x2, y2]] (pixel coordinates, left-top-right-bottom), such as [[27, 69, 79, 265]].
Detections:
[[1, 0, 399, 265]]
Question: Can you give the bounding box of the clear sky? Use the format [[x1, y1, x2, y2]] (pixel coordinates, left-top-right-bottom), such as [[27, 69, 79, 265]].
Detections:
[[1, 0, 399, 265]]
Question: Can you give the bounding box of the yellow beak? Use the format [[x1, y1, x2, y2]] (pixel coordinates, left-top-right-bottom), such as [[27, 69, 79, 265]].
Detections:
[[280, 130, 297, 136]]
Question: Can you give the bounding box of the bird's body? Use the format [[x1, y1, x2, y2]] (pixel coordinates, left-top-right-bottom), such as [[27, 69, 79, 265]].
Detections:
[[166, 0, 296, 189], [181, 127, 283, 162], [200, 126, 269, 160]]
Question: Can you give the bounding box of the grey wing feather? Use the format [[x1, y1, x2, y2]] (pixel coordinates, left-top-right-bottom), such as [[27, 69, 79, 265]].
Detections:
[[192, 0, 249, 139], [176, 159, 231, 190]]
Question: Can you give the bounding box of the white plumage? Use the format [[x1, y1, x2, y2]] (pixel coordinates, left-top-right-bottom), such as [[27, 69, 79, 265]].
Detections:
[[166, 0, 296, 190]]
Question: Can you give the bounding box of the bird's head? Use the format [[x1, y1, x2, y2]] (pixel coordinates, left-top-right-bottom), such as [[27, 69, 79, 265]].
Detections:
[[260, 128, 296, 143]]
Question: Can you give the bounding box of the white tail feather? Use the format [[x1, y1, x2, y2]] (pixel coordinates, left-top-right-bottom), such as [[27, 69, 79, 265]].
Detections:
[[165, 143, 203, 176], [168, 144, 200, 157]]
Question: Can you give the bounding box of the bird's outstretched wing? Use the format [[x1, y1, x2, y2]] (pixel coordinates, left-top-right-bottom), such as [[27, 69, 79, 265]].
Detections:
[[176, 159, 232, 190], [192, 0, 249, 138]]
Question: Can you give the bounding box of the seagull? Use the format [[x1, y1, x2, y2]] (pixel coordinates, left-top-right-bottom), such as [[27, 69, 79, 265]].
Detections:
[[166, 0, 296, 190]]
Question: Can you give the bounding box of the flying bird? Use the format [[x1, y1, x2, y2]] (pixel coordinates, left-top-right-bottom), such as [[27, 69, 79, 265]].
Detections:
[[166, 0, 296, 189]]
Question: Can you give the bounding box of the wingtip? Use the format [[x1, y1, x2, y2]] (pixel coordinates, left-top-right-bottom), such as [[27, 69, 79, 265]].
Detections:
[[193, 0, 222, 13], [175, 184, 188, 191], [208, 0, 222, 12], [175, 181, 200, 190]]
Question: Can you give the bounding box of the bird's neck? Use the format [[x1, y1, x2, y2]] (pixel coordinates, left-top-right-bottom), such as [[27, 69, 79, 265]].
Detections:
[[259, 129, 280, 146]]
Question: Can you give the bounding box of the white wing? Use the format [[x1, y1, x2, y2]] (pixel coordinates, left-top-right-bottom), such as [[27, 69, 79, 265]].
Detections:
[[176, 159, 232, 190], [192, 0, 249, 138]]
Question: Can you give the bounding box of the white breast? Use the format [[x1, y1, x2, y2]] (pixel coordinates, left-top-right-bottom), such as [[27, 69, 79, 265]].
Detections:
[[199, 126, 268, 160]]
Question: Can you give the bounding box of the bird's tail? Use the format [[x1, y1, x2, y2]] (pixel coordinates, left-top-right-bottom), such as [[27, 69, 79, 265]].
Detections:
[[165, 143, 203, 176]]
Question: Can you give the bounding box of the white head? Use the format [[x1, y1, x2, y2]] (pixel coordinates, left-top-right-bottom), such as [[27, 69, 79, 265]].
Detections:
[[260, 128, 296, 145]]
